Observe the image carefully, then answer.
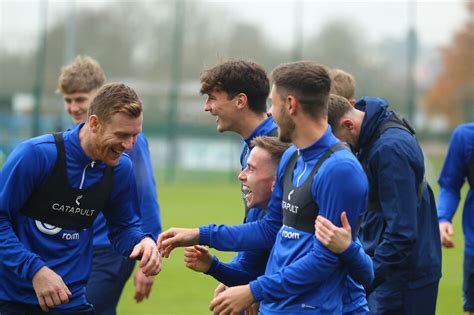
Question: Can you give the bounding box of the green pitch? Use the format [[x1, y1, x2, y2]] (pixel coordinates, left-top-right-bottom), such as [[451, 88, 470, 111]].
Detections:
[[117, 168, 466, 314]]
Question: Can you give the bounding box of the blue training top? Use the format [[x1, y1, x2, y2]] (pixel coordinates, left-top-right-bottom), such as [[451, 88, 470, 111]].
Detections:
[[0, 124, 151, 309], [438, 123, 474, 255], [200, 127, 369, 314]]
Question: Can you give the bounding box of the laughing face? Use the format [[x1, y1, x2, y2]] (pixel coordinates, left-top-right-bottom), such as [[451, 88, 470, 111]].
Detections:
[[92, 112, 143, 166], [239, 146, 276, 209], [203, 90, 239, 133], [269, 85, 295, 143]]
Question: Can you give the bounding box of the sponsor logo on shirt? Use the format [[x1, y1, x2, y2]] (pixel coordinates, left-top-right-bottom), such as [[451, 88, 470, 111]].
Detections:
[[35, 220, 62, 235], [51, 202, 95, 217], [282, 200, 299, 214]]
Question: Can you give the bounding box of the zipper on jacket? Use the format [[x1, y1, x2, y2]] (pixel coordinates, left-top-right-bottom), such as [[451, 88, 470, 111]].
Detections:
[[79, 161, 95, 189]]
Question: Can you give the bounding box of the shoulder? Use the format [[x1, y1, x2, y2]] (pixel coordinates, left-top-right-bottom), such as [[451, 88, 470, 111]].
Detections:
[[319, 150, 366, 181], [13, 134, 56, 158], [373, 127, 419, 156], [114, 153, 134, 176], [277, 145, 298, 175], [452, 123, 474, 142]]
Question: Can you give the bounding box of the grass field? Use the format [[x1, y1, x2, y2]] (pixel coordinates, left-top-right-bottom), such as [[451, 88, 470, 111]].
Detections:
[[117, 159, 468, 315]]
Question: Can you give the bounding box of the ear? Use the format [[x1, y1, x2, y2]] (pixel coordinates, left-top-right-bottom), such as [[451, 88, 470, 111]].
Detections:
[[89, 115, 100, 133], [235, 93, 248, 110], [340, 117, 355, 131], [287, 95, 298, 115]]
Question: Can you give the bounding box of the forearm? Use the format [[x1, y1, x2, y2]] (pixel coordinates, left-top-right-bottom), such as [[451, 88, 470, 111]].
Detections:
[[437, 187, 461, 222], [339, 240, 374, 289], [200, 219, 278, 251], [0, 219, 46, 281], [207, 255, 261, 287], [249, 242, 340, 302]]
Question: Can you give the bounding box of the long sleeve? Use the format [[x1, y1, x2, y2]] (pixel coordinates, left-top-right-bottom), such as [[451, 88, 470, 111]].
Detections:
[[0, 142, 49, 280], [438, 126, 470, 222], [128, 134, 162, 238], [339, 238, 374, 289], [369, 137, 420, 281], [249, 159, 368, 302], [206, 248, 267, 287], [103, 159, 152, 257], [199, 180, 283, 251]]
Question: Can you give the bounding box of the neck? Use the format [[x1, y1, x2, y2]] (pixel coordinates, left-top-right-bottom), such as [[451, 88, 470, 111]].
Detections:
[[236, 112, 268, 139], [79, 124, 98, 160], [292, 116, 328, 149]]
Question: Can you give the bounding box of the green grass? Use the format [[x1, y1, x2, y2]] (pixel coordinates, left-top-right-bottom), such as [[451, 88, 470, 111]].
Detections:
[[117, 157, 469, 314], [118, 182, 244, 315]]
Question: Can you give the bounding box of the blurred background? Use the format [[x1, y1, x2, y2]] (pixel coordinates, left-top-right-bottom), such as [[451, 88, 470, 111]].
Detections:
[[1, 0, 473, 314]]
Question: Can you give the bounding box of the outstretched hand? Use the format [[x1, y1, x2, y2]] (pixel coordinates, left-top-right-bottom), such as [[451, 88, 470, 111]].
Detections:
[[315, 211, 352, 254], [184, 245, 213, 273], [157, 227, 200, 257]]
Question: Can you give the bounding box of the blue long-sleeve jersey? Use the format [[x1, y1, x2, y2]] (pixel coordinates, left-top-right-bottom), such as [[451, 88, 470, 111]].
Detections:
[[356, 97, 441, 290], [0, 124, 150, 309], [93, 133, 161, 247], [438, 123, 474, 255], [200, 127, 369, 314], [207, 116, 276, 286]]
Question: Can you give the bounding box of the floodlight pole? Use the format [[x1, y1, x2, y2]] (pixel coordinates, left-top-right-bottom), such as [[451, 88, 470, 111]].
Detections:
[[406, 0, 417, 124], [165, 0, 185, 183], [32, 0, 48, 137]]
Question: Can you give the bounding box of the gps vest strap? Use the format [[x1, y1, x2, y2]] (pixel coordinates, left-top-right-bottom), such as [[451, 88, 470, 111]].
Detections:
[[359, 113, 426, 211], [20, 132, 114, 230], [281, 143, 349, 233]]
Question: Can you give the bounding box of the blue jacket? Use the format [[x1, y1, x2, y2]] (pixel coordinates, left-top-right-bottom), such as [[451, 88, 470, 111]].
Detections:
[[200, 127, 369, 314], [93, 133, 161, 247], [206, 116, 276, 286], [356, 97, 441, 291], [0, 125, 151, 309], [438, 123, 474, 255]]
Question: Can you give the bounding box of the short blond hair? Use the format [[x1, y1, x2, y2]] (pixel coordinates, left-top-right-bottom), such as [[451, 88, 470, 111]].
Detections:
[[251, 136, 291, 165], [329, 69, 355, 101], [87, 83, 142, 123], [57, 55, 105, 94]]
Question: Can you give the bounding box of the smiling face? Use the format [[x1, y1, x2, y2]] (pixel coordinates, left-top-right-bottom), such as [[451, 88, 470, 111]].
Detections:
[[203, 90, 239, 133], [91, 112, 143, 166], [269, 85, 295, 143], [63, 90, 98, 124], [238, 146, 276, 209]]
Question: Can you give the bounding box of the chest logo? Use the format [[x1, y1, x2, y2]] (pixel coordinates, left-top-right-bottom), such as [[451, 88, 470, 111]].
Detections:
[[35, 220, 62, 235], [75, 195, 83, 206], [288, 189, 295, 201]]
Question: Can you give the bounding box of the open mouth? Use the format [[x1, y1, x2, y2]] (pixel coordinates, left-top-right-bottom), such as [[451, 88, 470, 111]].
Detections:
[[242, 185, 252, 199]]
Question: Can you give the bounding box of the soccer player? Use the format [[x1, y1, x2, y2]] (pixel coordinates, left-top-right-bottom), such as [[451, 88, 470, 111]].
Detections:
[[437, 122, 474, 314], [57, 56, 162, 313], [325, 94, 441, 314], [0, 83, 161, 314]]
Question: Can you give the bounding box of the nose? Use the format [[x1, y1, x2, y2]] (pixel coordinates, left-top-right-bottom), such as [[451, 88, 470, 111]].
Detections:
[[204, 99, 212, 112], [267, 105, 273, 116], [238, 169, 246, 181], [68, 101, 80, 112], [122, 136, 135, 151]]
